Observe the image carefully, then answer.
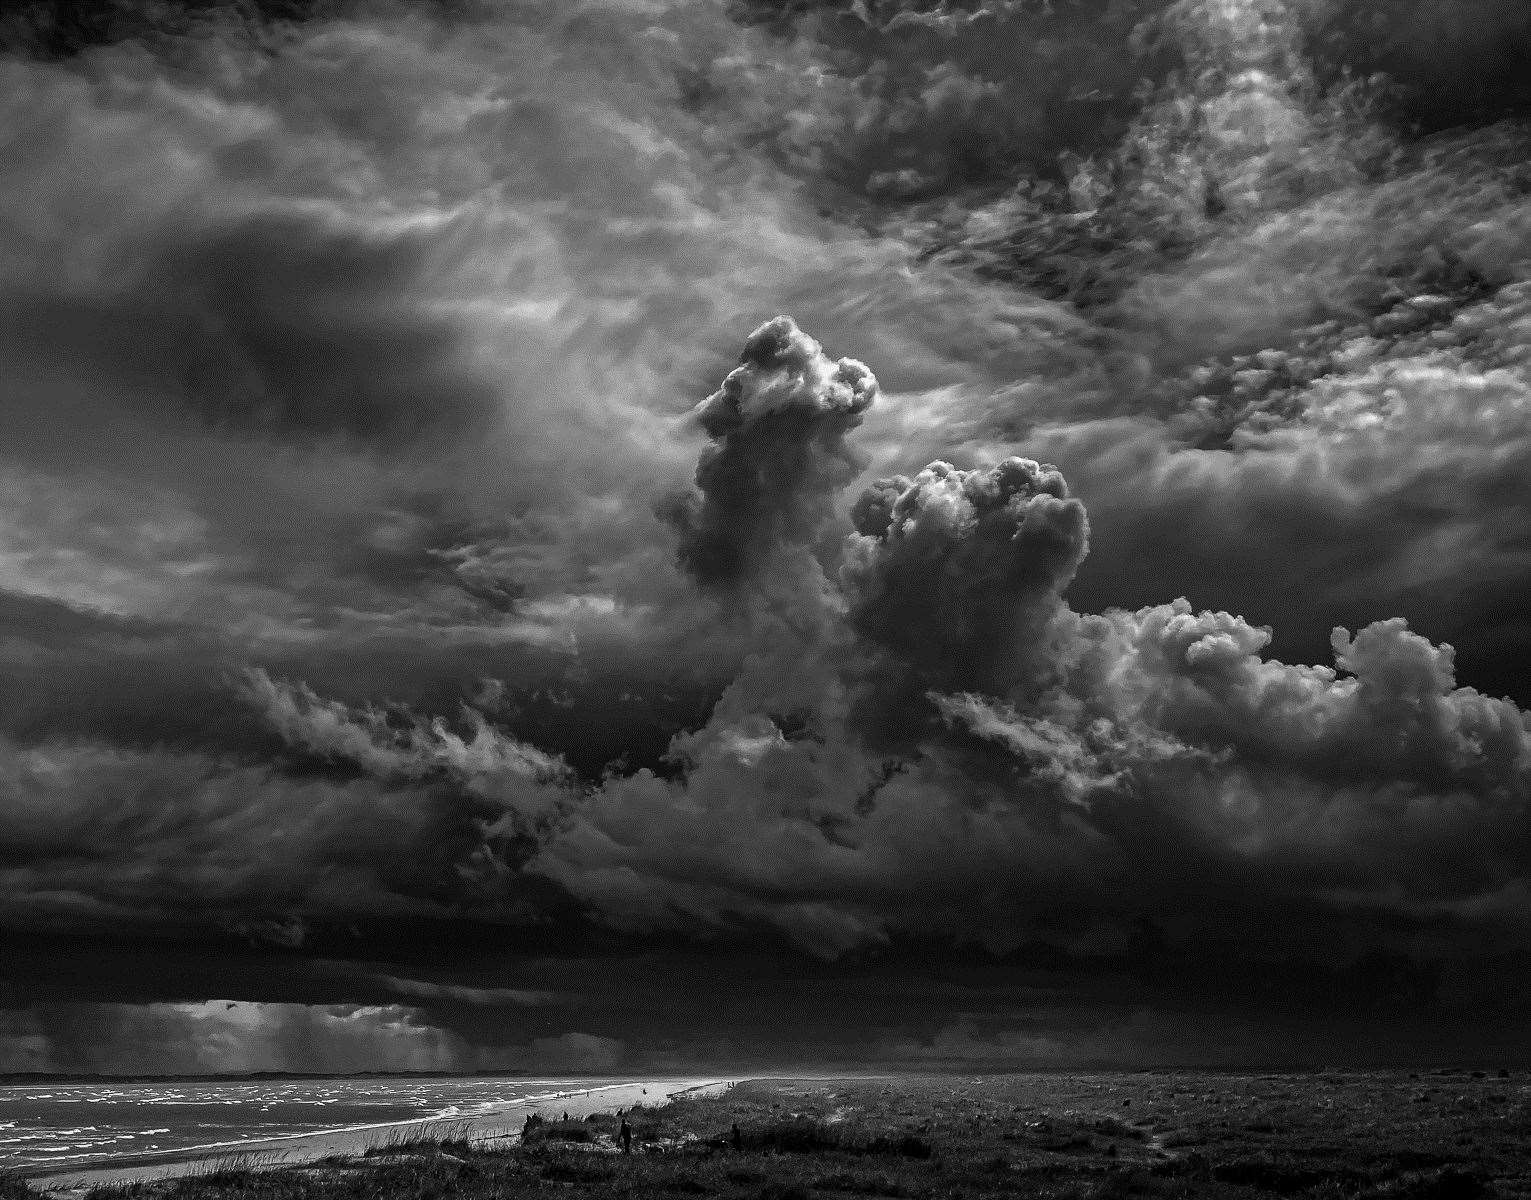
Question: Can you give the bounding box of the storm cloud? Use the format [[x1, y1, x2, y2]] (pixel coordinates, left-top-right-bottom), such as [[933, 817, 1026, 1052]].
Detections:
[[4, 0, 1531, 1069], [666, 316, 878, 591]]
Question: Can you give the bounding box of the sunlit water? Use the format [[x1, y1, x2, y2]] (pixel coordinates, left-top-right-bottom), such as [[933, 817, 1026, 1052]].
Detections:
[[0, 1077, 628, 1170]]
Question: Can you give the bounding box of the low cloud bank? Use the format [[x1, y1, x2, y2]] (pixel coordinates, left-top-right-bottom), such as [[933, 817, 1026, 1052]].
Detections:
[[0, 999, 624, 1075]]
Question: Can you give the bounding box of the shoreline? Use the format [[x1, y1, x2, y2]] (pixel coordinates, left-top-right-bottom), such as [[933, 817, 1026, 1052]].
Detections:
[[21, 1077, 741, 1194]]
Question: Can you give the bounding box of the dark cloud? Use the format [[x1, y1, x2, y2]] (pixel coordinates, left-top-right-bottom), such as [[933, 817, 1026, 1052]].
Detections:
[[4, 0, 1531, 1070], [240, 667, 571, 832], [1311, 0, 1531, 133], [517, 305, 1531, 986], [729, 0, 1179, 203], [845, 458, 1088, 700], [4, 207, 506, 453], [0, 1000, 463, 1076], [665, 316, 878, 591], [0, 0, 327, 59], [0, 989, 627, 1076], [0, 737, 458, 924]]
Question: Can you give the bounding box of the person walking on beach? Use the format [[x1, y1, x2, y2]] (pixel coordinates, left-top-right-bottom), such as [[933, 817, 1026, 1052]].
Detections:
[[620, 1116, 633, 1154]]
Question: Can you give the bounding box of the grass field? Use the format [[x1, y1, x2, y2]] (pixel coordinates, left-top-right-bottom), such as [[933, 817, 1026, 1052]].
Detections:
[[13, 1073, 1531, 1200]]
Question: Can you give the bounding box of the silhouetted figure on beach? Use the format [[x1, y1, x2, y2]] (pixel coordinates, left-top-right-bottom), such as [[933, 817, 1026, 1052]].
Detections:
[[562, 1111, 569, 1123], [620, 1117, 633, 1154], [731, 1122, 742, 1151]]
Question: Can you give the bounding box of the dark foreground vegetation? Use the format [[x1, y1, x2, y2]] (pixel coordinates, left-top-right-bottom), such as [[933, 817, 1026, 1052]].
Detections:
[[13, 1073, 1531, 1200]]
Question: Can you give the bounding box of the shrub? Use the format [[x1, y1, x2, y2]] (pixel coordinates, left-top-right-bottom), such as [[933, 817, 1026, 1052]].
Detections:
[[810, 1172, 908, 1196], [757, 1185, 811, 1200], [752, 1121, 843, 1154], [865, 1136, 932, 1160], [662, 1175, 712, 1193], [540, 1160, 614, 1184], [1402, 1170, 1485, 1200]]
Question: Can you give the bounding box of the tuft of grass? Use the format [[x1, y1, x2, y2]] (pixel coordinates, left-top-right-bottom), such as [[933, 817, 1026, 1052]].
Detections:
[[361, 1119, 476, 1158], [658, 1174, 711, 1194], [1092, 1118, 1145, 1140], [863, 1136, 931, 1161], [1, 1171, 32, 1200], [539, 1160, 613, 1184], [809, 1172, 908, 1197], [1209, 1159, 1360, 1193], [523, 1123, 592, 1146], [750, 1122, 843, 1155], [755, 1185, 810, 1200], [1397, 1169, 1485, 1200], [736, 1121, 931, 1160]]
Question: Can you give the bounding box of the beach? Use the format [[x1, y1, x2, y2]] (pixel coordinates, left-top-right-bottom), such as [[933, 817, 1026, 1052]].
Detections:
[[22, 1078, 736, 1194]]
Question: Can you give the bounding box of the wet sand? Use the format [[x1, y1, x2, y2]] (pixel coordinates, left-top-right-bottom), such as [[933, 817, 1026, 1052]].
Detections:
[[24, 1078, 738, 1194]]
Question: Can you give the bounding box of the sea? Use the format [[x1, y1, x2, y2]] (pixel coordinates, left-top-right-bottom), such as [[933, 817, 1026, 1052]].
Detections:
[[0, 1076, 627, 1172]]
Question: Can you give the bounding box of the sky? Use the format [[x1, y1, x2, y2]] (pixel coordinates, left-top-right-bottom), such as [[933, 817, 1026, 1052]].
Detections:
[[2, 0, 1531, 1075]]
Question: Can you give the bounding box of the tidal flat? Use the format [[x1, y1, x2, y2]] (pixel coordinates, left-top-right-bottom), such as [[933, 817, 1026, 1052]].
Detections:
[[15, 1073, 1531, 1200]]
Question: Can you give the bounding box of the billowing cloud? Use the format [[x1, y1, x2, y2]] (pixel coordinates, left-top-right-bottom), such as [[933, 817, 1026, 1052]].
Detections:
[[242, 667, 569, 799], [845, 458, 1088, 705], [5, 0, 1531, 1067], [665, 316, 878, 591], [446, 308, 1526, 976]]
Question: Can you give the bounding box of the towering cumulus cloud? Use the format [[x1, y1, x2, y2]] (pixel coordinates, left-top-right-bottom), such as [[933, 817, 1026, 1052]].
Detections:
[[532, 316, 1531, 987], [666, 316, 878, 590], [845, 458, 1089, 699]]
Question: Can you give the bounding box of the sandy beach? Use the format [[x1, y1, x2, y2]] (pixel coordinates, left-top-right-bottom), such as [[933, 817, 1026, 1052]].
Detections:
[[23, 1078, 738, 1194]]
